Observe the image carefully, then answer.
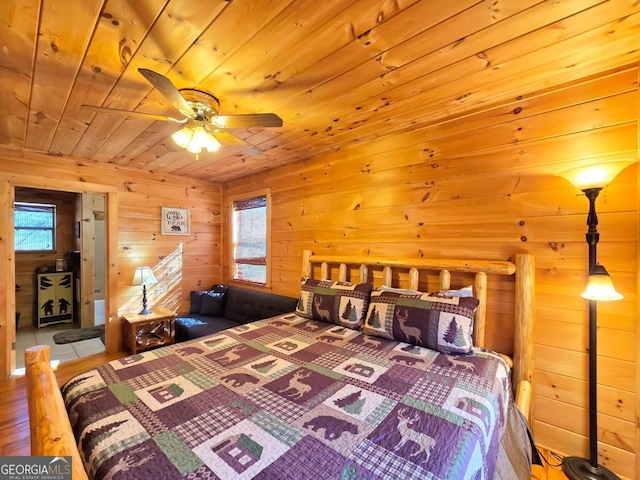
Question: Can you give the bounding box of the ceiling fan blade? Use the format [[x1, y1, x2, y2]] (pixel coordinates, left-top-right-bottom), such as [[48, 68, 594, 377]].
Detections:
[[138, 68, 196, 118], [212, 113, 283, 129], [81, 105, 187, 123], [211, 129, 262, 156]]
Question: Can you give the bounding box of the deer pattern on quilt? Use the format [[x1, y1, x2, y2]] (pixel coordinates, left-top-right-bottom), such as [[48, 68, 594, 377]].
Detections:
[[313, 295, 332, 323], [394, 408, 436, 462], [278, 369, 312, 400], [396, 308, 423, 344], [212, 344, 247, 365], [447, 356, 475, 371]]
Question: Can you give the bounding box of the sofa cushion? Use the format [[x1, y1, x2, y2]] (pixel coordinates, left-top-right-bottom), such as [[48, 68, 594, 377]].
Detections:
[[223, 286, 298, 325], [175, 315, 239, 342]]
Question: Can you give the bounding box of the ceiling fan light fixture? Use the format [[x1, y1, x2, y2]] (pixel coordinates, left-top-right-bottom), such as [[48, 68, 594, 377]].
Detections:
[[171, 123, 221, 156], [171, 125, 193, 149]]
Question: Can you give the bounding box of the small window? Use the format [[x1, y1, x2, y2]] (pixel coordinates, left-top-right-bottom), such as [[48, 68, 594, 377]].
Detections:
[[15, 202, 56, 252], [231, 193, 269, 285]]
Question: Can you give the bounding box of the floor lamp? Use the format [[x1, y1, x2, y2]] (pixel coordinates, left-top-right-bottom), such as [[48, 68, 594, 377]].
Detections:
[[559, 162, 632, 480], [131, 266, 158, 315]]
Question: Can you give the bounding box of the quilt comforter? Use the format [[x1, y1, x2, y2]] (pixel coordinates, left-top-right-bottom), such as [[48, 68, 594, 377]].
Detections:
[[62, 313, 513, 480]]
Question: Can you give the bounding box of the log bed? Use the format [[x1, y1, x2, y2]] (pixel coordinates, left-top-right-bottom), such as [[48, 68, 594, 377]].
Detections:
[[25, 250, 534, 480]]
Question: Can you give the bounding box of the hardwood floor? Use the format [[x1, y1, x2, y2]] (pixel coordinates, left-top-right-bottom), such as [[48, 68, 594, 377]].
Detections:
[[0, 351, 124, 456], [532, 449, 570, 480], [1, 351, 567, 480]]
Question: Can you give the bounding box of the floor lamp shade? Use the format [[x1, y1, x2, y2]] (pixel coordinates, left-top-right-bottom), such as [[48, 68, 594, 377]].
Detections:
[[581, 265, 623, 302], [558, 161, 635, 191], [558, 163, 631, 480], [131, 266, 158, 315]]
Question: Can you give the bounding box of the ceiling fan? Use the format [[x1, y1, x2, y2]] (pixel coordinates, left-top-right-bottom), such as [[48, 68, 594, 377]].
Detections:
[[83, 68, 283, 158]]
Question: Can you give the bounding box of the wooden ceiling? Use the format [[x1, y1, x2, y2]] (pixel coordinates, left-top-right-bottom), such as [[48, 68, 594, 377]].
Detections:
[[1, 0, 639, 183]]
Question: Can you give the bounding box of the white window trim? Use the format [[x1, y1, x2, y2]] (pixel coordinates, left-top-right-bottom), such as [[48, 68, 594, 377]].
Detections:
[[14, 201, 56, 253], [229, 188, 271, 289]]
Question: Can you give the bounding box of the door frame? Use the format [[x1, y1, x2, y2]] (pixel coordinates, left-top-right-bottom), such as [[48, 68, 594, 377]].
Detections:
[[0, 177, 119, 380]]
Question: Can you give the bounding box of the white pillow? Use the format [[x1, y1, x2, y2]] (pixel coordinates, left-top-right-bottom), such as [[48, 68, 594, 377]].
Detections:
[[379, 284, 473, 297]]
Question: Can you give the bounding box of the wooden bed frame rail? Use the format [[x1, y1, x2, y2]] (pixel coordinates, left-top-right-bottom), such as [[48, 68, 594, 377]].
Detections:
[[25, 251, 534, 480], [25, 345, 88, 480]]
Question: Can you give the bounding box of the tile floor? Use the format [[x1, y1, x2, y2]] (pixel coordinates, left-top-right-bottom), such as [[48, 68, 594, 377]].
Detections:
[[14, 323, 105, 372]]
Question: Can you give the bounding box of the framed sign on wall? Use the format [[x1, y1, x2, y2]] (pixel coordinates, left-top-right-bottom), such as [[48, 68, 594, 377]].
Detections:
[[161, 207, 190, 235]]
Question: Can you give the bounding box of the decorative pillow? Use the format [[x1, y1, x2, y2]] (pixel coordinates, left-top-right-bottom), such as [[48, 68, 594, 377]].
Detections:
[[435, 285, 474, 297], [200, 291, 225, 316], [379, 285, 422, 295], [296, 277, 373, 329], [363, 288, 479, 354], [189, 290, 209, 314], [190, 285, 228, 314], [210, 284, 229, 294], [380, 284, 473, 297]]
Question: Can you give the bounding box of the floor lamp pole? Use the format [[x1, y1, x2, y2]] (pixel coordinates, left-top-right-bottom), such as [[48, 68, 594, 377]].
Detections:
[[562, 188, 619, 480]]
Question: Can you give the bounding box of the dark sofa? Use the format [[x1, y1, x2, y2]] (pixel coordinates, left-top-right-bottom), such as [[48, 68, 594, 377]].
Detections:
[[175, 285, 298, 342]]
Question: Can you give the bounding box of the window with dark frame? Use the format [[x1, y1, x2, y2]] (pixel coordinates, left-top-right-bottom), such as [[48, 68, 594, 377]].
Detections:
[[232, 194, 268, 285], [14, 202, 56, 252]]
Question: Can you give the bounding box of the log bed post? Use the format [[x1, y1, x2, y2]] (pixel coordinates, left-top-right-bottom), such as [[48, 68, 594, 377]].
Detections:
[[25, 345, 88, 480], [302, 249, 312, 278], [473, 271, 488, 349], [513, 254, 535, 418]]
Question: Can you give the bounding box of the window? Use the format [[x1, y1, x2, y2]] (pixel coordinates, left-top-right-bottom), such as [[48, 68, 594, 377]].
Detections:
[[231, 192, 269, 285], [14, 202, 56, 252]]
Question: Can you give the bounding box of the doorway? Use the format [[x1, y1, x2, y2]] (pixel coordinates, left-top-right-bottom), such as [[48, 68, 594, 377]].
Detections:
[[13, 187, 108, 373]]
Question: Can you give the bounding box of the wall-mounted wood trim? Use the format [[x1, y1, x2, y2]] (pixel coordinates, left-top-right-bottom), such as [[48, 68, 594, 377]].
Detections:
[[635, 60, 640, 480], [105, 192, 119, 354], [0, 178, 15, 378]]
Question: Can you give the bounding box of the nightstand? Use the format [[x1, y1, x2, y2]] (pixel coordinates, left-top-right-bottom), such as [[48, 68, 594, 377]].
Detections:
[[122, 306, 176, 354]]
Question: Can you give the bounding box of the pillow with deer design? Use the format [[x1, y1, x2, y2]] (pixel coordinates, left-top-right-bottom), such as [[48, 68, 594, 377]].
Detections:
[[362, 288, 479, 354], [296, 277, 373, 329]]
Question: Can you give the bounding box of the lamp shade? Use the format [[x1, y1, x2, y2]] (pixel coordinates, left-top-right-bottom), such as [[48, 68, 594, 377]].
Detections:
[[581, 264, 623, 301], [559, 160, 635, 190], [131, 266, 158, 286]]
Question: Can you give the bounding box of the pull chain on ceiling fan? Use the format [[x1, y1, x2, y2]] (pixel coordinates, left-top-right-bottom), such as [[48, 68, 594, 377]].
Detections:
[[82, 68, 283, 158]]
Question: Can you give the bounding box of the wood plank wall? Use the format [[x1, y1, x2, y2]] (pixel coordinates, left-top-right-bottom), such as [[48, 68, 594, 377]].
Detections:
[[0, 149, 223, 378], [223, 66, 639, 479]]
